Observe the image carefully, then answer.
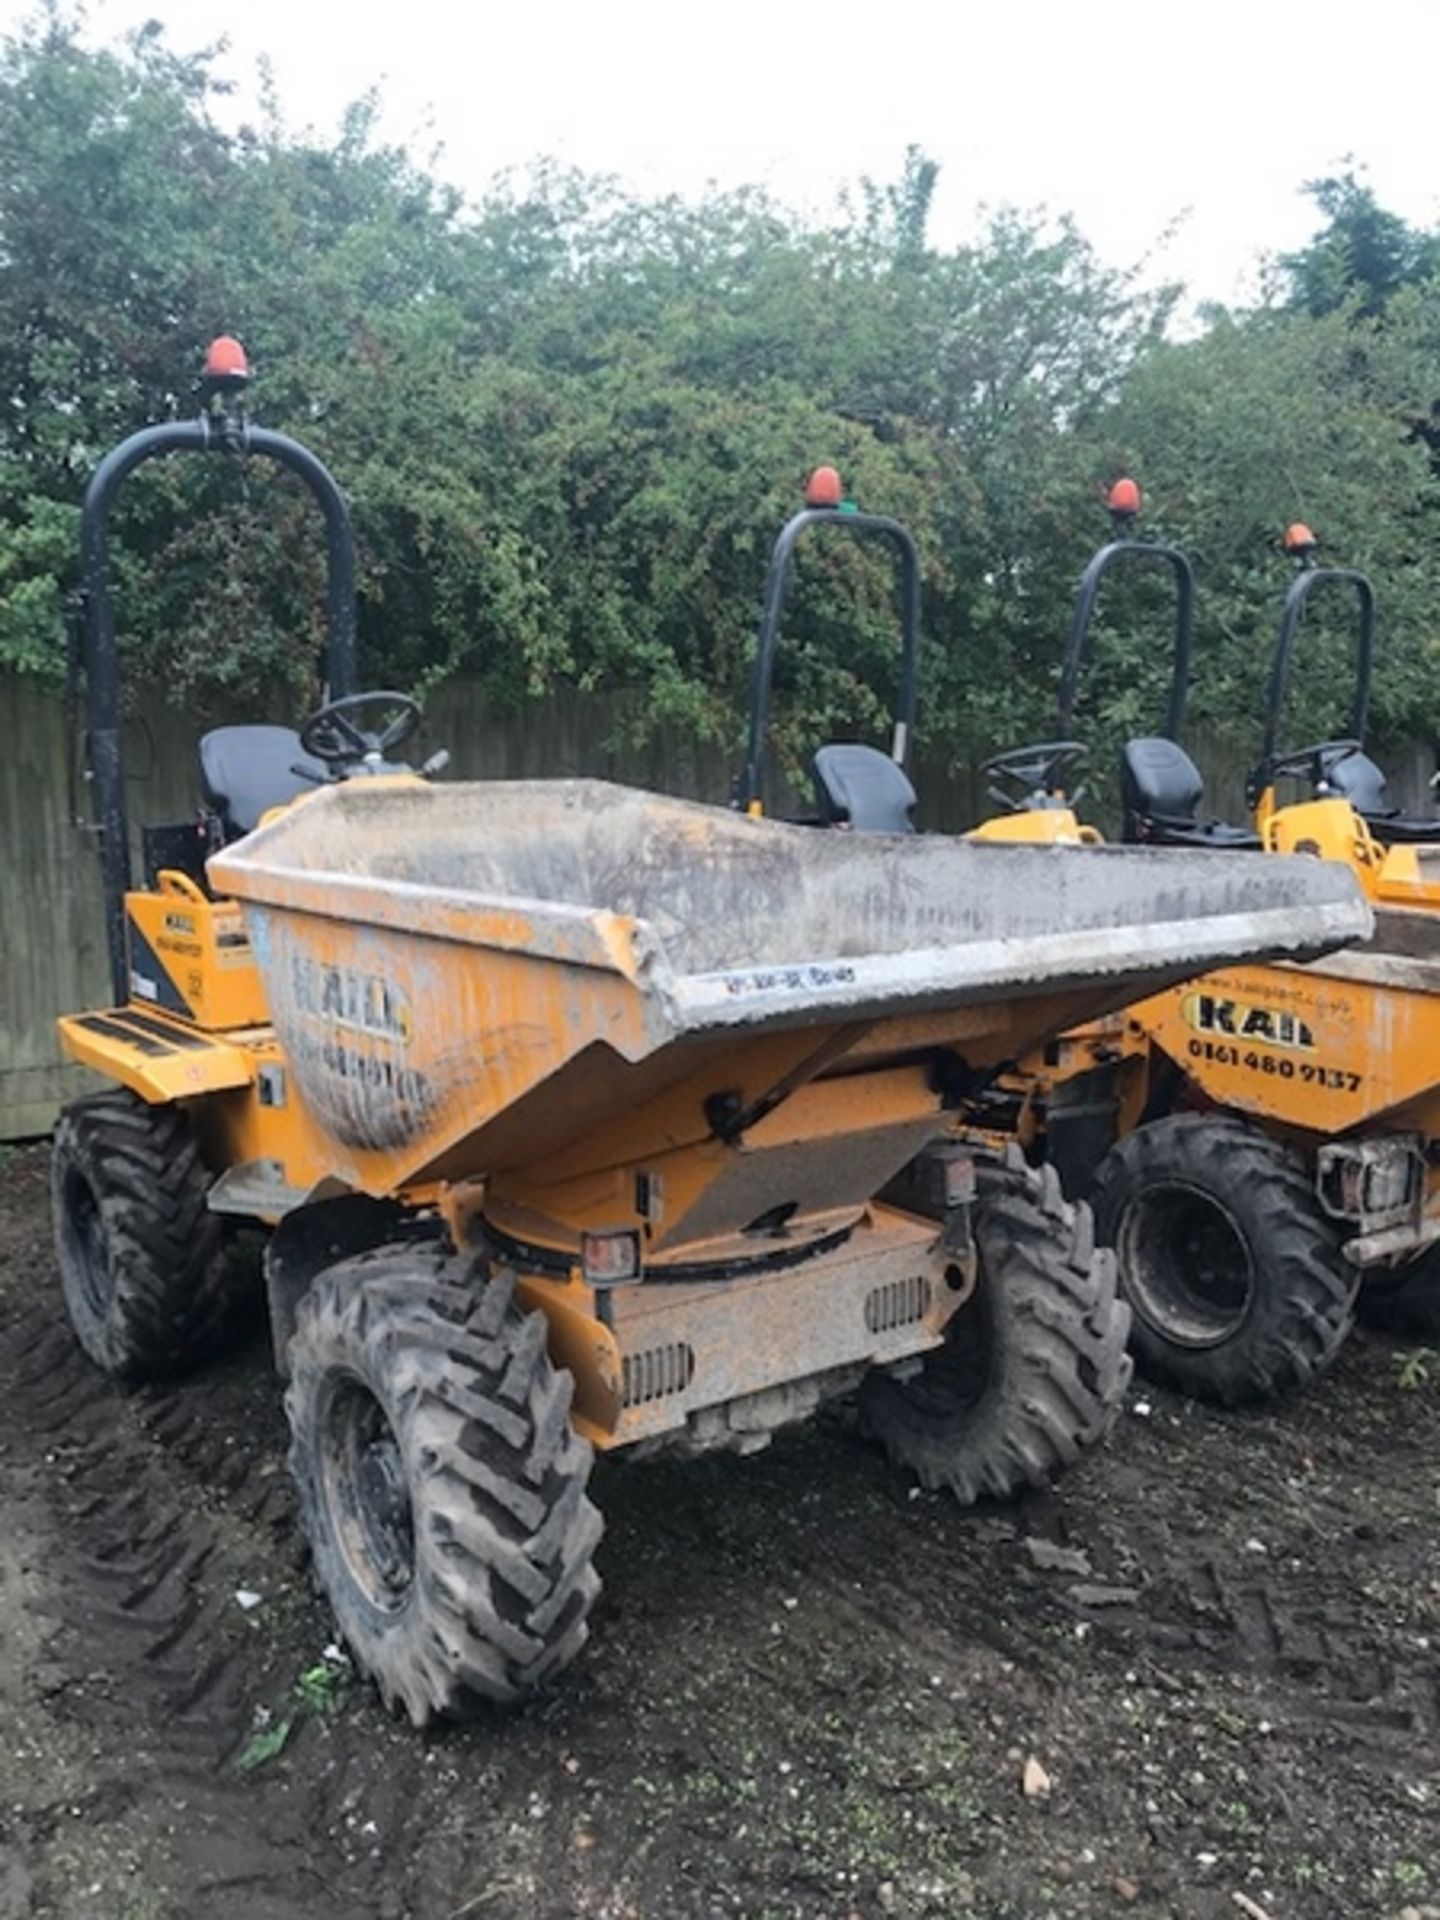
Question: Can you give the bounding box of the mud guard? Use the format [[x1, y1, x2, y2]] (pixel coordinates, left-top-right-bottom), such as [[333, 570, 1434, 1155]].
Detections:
[[56, 1008, 254, 1105], [263, 1193, 416, 1371]]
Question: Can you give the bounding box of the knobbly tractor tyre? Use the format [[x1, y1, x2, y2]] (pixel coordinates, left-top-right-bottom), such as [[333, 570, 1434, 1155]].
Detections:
[[1357, 1245, 1440, 1340], [1090, 1112, 1356, 1406], [859, 1150, 1132, 1501], [50, 1087, 233, 1380], [285, 1242, 602, 1726]]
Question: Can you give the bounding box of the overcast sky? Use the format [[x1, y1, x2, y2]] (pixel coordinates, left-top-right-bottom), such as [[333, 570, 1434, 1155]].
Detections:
[[17, 0, 1440, 306]]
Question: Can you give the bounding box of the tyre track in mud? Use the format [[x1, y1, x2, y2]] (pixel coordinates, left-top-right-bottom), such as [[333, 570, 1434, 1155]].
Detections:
[[0, 1241, 446, 1919], [638, 1402, 1440, 1755], [1, 1294, 271, 1753], [1062, 1401, 1440, 1759], [1131, 1550, 1440, 1737]]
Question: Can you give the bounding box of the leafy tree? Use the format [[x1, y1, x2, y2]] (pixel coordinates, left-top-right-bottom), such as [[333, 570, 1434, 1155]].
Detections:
[[4, 10, 1435, 818], [1100, 305, 1440, 758], [1282, 170, 1439, 318]]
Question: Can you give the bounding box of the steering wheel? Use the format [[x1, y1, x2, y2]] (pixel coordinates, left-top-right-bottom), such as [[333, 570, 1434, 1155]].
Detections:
[[979, 740, 1088, 812], [1269, 738, 1362, 787], [299, 691, 422, 772]]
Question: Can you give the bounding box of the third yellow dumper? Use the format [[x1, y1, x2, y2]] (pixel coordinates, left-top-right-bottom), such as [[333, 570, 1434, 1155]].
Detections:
[[968, 489, 1440, 1406]]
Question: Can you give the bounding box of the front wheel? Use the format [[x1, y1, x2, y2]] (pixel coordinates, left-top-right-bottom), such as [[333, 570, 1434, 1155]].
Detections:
[[859, 1150, 1132, 1502], [285, 1241, 603, 1725], [1090, 1113, 1356, 1406]]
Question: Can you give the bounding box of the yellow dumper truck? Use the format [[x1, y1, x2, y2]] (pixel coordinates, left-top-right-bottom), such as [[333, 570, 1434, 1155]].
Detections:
[[50, 355, 1370, 1719]]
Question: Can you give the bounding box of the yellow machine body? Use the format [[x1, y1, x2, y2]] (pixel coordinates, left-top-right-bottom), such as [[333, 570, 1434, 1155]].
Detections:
[[1259, 795, 1440, 911], [968, 806, 1100, 846], [122, 872, 272, 1029]]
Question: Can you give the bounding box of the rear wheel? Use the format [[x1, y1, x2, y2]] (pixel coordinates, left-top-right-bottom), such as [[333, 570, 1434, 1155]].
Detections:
[[285, 1242, 602, 1725], [1090, 1113, 1355, 1406], [859, 1151, 1132, 1502], [50, 1088, 232, 1379]]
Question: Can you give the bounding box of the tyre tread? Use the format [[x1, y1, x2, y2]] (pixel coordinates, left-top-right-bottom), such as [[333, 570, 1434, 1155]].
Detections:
[[285, 1240, 602, 1725], [51, 1088, 232, 1380], [860, 1145, 1132, 1504], [1090, 1112, 1355, 1406]]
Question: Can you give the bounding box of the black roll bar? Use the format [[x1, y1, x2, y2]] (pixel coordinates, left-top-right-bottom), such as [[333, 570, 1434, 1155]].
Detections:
[[1249, 565, 1376, 801], [737, 505, 922, 813], [1057, 536, 1195, 741], [80, 391, 358, 1003]]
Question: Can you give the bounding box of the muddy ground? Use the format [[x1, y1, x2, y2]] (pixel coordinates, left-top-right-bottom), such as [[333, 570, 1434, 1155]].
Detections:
[[1, 1141, 1438, 1920]]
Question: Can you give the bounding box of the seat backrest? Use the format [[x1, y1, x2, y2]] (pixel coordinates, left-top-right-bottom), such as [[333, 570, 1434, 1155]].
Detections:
[[811, 743, 916, 834], [1317, 747, 1390, 816], [198, 725, 327, 840], [1120, 736, 1204, 827]]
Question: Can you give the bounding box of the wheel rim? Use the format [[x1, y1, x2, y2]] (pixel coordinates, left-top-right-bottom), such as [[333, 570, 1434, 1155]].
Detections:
[[1118, 1179, 1255, 1349], [318, 1375, 415, 1613], [60, 1165, 115, 1323]]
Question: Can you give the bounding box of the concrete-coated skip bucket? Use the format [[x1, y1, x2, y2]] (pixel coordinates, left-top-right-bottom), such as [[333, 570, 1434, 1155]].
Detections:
[[209, 778, 1370, 1223]]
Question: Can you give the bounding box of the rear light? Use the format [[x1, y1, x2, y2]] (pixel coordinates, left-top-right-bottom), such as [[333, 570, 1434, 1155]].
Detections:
[[581, 1229, 642, 1286], [1316, 1137, 1421, 1225]]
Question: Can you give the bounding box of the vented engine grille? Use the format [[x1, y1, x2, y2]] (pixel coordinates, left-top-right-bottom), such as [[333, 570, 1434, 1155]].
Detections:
[[864, 1272, 931, 1335], [621, 1341, 697, 1408]]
